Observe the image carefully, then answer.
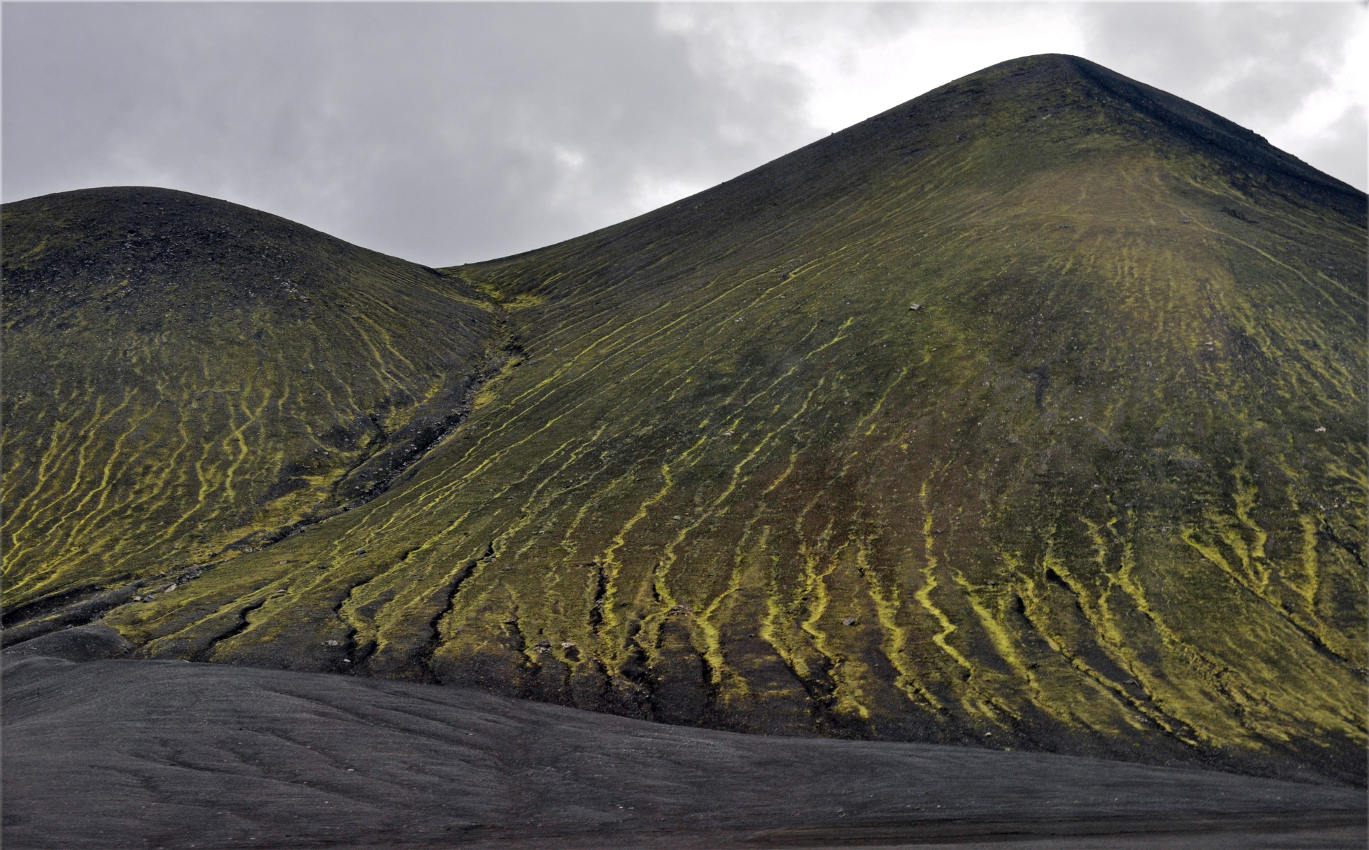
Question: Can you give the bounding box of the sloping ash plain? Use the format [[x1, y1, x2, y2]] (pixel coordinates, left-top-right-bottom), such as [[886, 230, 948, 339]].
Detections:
[[3, 628, 1366, 849]]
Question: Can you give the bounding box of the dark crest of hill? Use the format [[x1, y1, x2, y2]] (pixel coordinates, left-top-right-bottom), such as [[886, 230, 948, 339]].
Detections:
[[3, 54, 1365, 785]]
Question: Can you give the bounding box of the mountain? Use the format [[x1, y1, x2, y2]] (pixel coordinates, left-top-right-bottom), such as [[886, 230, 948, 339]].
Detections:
[[2, 188, 501, 623], [3, 54, 1365, 785]]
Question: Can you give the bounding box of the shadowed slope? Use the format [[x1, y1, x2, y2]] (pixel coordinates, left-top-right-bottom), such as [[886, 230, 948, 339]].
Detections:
[[6, 56, 1366, 784], [1, 188, 500, 629]]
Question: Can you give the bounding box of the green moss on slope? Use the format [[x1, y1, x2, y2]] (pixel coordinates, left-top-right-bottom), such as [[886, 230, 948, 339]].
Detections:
[[6, 56, 1366, 784], [2, 188, 500, 617]]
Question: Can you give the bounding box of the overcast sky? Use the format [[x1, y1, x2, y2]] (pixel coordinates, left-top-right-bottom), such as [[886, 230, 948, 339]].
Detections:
[[3, 2, 1365, 267]]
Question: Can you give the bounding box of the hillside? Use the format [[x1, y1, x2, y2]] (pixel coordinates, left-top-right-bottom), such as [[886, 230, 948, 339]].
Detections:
[[2, 187, 501, 630], [4, 54, 1366, 785]]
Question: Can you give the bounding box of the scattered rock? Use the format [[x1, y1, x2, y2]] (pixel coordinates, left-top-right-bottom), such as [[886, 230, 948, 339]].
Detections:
[[909, 303, 922, 311], [325, 639, 341, 647], [1315, 425, 1327, 433], [842, 617, 858, 627]]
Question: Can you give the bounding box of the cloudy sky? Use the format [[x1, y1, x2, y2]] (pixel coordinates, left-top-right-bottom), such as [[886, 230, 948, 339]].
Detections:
[[3, 2, 1365, 266]]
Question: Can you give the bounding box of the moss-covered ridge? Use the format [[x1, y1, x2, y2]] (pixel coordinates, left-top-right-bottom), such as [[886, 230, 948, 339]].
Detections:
[[6, 55, 1366, 783]]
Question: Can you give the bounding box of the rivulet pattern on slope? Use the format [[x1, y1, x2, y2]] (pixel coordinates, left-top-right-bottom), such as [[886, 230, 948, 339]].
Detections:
[[6, 56, 1365, 784], [2, 188, 500, 626]]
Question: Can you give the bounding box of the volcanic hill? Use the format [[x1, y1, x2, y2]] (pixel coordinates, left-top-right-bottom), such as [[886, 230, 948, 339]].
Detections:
[[3, 54, 1366, 785]]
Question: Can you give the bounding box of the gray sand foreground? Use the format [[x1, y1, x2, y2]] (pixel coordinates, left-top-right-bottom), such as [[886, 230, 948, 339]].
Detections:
[[3, 643, 1364, 849]]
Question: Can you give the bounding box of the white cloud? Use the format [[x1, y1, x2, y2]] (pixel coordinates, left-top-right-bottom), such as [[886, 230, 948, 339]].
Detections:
[[785, 5, 1090, 134], [1265, 15, 1367, 186]]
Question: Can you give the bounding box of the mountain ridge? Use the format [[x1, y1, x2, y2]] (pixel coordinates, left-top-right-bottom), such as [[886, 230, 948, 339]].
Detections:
[[475, 54, 1361, 279], [3, 54, 1365, 785]]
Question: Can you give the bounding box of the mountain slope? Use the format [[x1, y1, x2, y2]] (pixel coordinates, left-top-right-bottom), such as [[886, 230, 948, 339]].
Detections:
[[2, 187, 501, 628], [5, 55, 1365, 783]]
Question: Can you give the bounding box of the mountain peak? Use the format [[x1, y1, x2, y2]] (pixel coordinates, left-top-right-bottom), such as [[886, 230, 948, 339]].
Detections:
[[935, 53, 1360, 204]]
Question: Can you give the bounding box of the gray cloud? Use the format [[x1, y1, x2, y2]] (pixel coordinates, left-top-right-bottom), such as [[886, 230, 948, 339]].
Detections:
[[1302, 100, 1368, 190], [3, 3, 1363, 267], [2, 3, 815, 265]]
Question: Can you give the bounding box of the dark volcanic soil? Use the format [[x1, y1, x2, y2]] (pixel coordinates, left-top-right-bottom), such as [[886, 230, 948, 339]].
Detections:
[[3, 628, 1364, 849]]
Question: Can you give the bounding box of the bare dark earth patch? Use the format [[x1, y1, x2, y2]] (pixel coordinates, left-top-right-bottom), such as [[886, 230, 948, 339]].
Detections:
[[3, 646, 1363, 850]]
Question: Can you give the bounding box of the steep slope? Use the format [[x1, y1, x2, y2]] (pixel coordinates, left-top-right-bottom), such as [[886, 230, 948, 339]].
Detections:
[[6, 55, 1366, 783], [2, 188, 500, 632]]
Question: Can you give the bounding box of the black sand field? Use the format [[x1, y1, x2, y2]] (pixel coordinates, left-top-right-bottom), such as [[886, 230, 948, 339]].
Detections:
[[4, 628, 1364, 849]]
